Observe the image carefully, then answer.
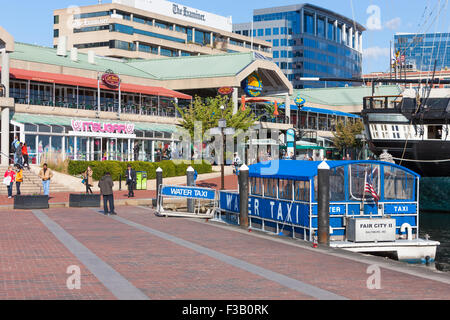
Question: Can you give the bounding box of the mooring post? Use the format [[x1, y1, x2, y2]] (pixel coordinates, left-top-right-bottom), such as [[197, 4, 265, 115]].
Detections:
[[239, 164, 249, 229], [318, 161, 330, 245], [187, 166, 195, 213], [153, 167, 163, 208]]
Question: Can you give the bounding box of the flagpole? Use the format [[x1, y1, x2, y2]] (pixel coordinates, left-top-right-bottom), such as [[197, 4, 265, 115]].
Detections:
[[361, 170, 367, 216]]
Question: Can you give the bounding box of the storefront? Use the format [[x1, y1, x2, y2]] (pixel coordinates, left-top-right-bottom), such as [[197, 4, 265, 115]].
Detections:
[[11, 113, 178, 165]]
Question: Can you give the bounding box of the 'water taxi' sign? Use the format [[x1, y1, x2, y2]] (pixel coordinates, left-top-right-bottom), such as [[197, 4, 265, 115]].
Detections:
[[161, 186, 216, 200]]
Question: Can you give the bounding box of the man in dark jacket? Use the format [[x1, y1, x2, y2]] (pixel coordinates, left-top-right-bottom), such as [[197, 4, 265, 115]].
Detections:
[[98, 172, 116, 215], [125, 164, 136, 198]]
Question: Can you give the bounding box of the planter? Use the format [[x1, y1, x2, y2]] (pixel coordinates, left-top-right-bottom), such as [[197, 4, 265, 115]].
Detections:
[[69, 194, 101, 208], [14, 195, 49, 210]]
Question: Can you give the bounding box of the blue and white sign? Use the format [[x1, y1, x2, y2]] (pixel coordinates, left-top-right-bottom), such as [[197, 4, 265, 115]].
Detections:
[[161, 186, 216, 200], [384, 204, 417, 214]]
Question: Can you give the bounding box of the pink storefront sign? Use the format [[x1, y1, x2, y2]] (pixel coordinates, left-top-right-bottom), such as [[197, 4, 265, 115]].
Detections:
[[71, 120, 135, 134]]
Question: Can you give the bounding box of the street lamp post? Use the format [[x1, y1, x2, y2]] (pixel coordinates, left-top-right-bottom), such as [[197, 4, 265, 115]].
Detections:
[[219, 106, 227, 190]]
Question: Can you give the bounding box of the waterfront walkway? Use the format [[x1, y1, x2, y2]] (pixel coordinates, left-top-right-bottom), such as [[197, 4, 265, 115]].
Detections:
[[1, 203, 450, 300]]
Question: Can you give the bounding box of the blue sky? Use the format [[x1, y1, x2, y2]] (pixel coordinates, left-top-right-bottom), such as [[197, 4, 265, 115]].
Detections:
[[0, 0, 448, 73]]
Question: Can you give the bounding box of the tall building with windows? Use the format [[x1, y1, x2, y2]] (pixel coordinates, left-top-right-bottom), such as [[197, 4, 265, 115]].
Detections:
[[233, 4, 365, 89], [53, 0, 272, 60], [394, 32, 450, 71]]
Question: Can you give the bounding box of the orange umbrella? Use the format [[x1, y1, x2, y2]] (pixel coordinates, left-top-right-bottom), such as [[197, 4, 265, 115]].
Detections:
[[241, 95, 246, 111], [273, 101, 279, 116]]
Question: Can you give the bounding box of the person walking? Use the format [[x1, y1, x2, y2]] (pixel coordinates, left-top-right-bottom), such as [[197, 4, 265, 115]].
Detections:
[[22, 143, 29, 170], [83, 166, 93, 194], [125, 164, 136, 198], [39, 163, 53, 196], [15, 165, 23, 196], [11, 136, 19, 163], [15, 142, 23, 168], [4, 166, 16, 199], [98, 172, 116, 215]]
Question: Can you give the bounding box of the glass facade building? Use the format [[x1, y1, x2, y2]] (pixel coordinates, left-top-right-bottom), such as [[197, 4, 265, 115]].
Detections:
[[233, 4, 365, 89], [394, 33, 450, 71]]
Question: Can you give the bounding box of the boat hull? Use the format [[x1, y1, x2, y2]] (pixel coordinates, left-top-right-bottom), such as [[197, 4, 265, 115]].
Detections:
[[369, 139, 450, 177]]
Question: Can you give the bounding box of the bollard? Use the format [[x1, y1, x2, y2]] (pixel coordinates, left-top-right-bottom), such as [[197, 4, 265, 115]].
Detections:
[[187, 166, 195, 213], [317, 161, 330, 245], [154, 167, 163, 208], [239, 164, 249, 229], [119, 174, 122, 191]]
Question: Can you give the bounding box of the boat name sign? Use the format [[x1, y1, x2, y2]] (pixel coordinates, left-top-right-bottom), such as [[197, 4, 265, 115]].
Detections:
[[347, 218, 396, 243]]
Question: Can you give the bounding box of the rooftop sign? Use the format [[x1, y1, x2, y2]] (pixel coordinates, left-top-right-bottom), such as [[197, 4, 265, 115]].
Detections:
[[113, 0, 232, 32]]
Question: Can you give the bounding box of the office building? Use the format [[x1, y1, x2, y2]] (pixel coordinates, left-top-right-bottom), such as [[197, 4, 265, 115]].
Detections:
[[53, 0, 272, 60], [233, 3, 365, 89]]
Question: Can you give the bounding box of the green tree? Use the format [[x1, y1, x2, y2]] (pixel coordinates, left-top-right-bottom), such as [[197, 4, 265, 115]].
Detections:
[[332, 119, 365, 152], [176, 95, 256, 138]]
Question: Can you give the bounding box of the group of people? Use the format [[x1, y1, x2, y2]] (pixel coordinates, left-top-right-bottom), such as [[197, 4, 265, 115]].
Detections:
[[4, 165, 23, 199], [11, 136, 30, 170], [4, 162, 53, 198]]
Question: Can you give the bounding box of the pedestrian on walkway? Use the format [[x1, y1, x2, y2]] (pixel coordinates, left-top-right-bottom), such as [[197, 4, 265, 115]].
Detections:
[[83, 166, 93, 194], [98, 172, 116, 216], [11, 136, 19, 163], [15, 165, 23, 196], [39, 163, 53, 196], [125, 164, 136, 198], [15, 142, 23, 168], [4, 166, 16, 199], [22, 143, 29, 170]]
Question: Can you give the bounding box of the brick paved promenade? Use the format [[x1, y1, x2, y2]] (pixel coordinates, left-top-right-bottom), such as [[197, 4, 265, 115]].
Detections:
[[0, 200, 449, 300]]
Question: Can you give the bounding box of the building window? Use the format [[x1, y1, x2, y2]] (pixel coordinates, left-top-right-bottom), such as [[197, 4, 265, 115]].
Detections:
[[273, 27, 279, 35], [74, 11, 111, 19], [242, 30, 249, 36], [281, 50, 287, 58], [280, 39, 287, 46], [328, 21, 336, 40], [258, 29, 264, 36], [53, 29, 59, 38], [317, 17, 325, 38], [272, 39, 279, 47], [273, 51, 279, 58], [54, 15, 59, 24], [304, 13, 314, 34], [265, 28, 271, 36], [280, 27, 287, 35]]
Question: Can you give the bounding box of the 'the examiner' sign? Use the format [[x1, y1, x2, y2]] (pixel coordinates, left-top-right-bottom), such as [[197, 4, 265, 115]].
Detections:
[[71, 120, 135, 134]]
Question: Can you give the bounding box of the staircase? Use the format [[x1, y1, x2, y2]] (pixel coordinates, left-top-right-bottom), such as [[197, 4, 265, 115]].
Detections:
[[0, 166, 73, 196]]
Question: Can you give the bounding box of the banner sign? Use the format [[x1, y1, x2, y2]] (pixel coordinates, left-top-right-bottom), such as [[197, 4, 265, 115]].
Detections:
[[71, 120, 135, 134], [161, 186, 216, 200]]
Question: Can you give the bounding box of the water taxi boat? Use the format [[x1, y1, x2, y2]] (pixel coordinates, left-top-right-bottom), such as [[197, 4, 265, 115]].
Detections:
[[217, 160, 440, 264]]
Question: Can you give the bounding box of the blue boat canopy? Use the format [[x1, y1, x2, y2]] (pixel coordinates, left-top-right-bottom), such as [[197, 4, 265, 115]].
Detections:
[[249, 160, 420, 181], [278, 104, 361, 119]]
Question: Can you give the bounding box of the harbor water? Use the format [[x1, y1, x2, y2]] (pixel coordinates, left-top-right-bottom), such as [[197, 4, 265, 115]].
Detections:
[[418, 177, 450, 271], [419, 212, 450, 272]]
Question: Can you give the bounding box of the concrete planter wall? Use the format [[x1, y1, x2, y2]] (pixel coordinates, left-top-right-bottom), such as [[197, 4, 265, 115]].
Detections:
[[14, 195, 49, 210], [69, 194, 101, 208]]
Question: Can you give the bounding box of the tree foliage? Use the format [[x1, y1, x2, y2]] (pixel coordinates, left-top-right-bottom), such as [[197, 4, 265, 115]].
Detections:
[[176, 95, 256, 138], [332, 119, 365, 150]]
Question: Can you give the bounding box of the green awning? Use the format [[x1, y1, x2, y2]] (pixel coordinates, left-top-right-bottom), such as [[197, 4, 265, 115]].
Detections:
[[11, 113, 179, 134]]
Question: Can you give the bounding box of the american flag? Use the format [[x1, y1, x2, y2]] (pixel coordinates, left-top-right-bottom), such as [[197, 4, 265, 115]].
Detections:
[[365, 172, 380, 203]]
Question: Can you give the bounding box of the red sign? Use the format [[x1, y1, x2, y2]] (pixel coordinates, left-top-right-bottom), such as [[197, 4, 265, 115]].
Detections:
[[218, 87, 234, 95], [102, 73, 120, 89]]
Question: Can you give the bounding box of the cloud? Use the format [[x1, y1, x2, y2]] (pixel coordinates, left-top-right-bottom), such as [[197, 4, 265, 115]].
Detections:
[[363, 47, 390, 59], [385, 17, 402, 30]]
